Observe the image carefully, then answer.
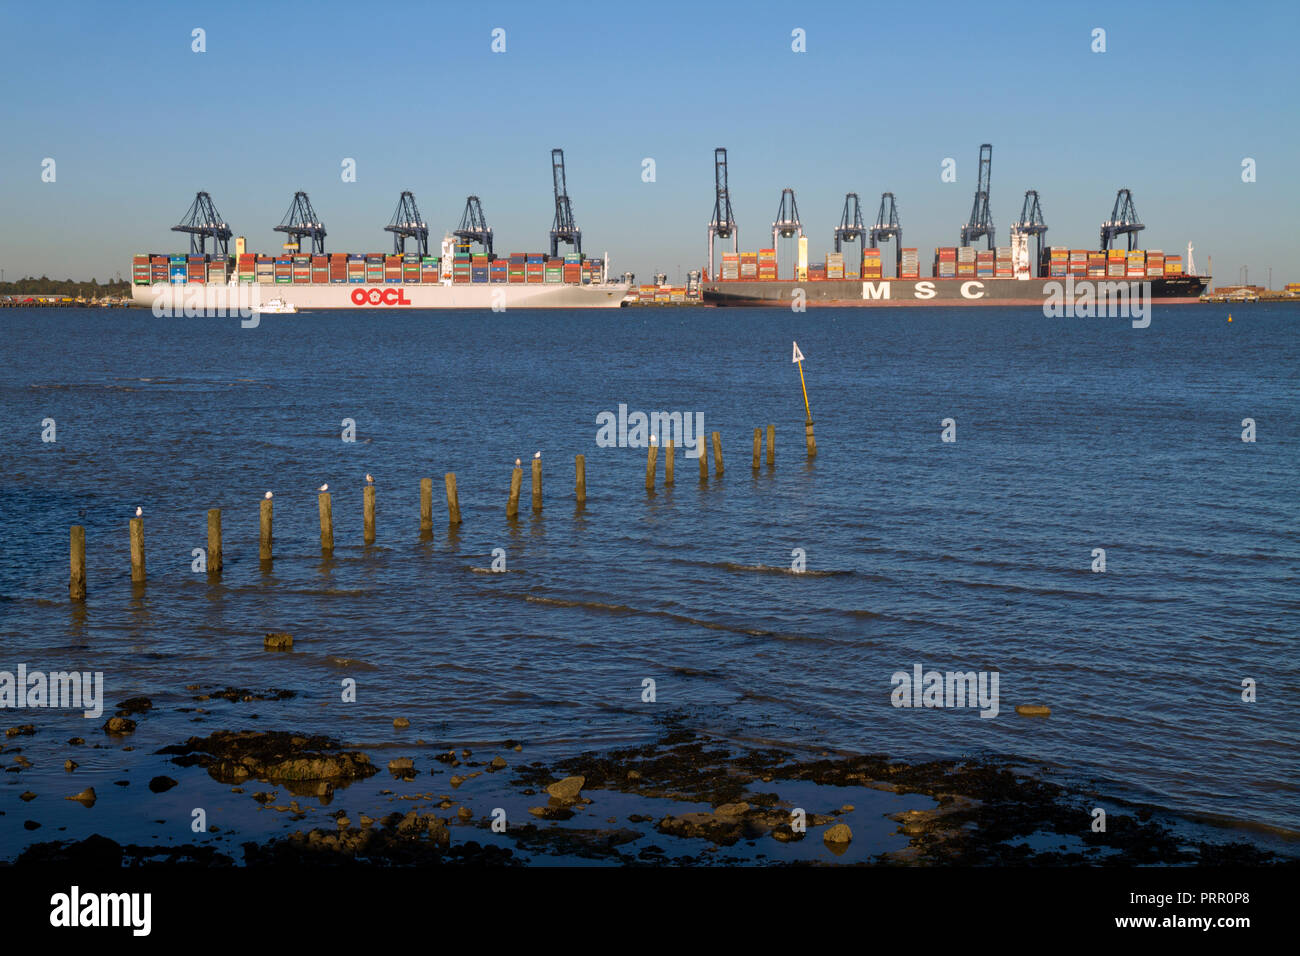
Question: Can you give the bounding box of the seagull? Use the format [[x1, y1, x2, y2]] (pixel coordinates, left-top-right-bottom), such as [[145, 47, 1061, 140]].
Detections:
[[318, 483, 329, 492], [265, 491, 273, 499], [365, 473, 374, 483], [650, 434, 658, 444], [533, 451, 541, 459], [135, 506, 142, 517], [515, 458, 521, 467]]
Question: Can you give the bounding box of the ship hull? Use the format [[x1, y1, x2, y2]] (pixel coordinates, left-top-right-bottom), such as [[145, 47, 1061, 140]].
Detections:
[[702, 275, 1210, 307], [132, 281, 629, 310]]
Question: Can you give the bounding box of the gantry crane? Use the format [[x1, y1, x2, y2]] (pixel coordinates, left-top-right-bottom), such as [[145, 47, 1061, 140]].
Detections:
[[549, 148, 581, 258], [707, 147, 738, 280], [172, 191, 232, 257], [960, 144, 994, 249], [1012, 190, 1048, 275], [453, 195, 493, 259], [384, 190, 428, 257], [869, 192, 902, 276], [274, 191, 326, 254], [1100, 188, 1144, 251], [771, 188, 803, 278]]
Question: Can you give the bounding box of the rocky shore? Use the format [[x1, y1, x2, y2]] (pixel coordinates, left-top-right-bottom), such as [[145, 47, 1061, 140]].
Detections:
[[6, 708, 1289, 866]]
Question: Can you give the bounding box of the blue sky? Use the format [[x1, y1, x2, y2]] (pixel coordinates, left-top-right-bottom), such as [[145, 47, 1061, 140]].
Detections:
[[0, 0, 1296, 285]]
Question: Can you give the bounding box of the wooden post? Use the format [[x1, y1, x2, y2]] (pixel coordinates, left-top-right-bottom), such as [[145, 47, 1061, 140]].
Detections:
[[805, 419, 817, 458], [319, 492, 334, 553], [208, 508, 223, 574], [646, 440, 658, 491], [129, 516, 146, 584], [507, 464, 522, 518], [665, 439, 675, 485], [711, 431, 724, 477], [531, 457, 543, 512], [69, 525, 86, 600], [255, 499, 271, 562], [575, 454, 586, 504], [419, 478, 433, 534], [767, 424, 775, 467], [698, 439, 708, 481], [444, 473, 462, 525], [752, 428, 761, 470], [363, 485, 376, 544]]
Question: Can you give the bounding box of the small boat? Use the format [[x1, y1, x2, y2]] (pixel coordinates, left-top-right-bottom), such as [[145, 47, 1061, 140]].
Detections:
[[253, 297, 297, 314]]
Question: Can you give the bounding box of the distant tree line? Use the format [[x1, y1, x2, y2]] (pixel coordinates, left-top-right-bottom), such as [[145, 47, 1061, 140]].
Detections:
[[0, 276, 132, 297]]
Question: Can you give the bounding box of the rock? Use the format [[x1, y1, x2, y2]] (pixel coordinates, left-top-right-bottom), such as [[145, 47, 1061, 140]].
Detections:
[[67, 737, 84, 746], [546, 775, 585, 802], [68, 787, 97, 806], [252, 791, 276, 804], [457, 806, 472, 821], [527, 805, 574, 821], [513, 744, 522, 752], [115, 697, 153, 716], [1015, 704, 1052, 717], [14, 754, 33, 768], [838, 804, 855, 814], [490, 756, 507, 770], [714, 802, 750, 821], [6, 724, 34, 738], [627, 770, 641, 781], [823, 823, 852, 845], [64, 760, 78, 772], [103, 717, 136, 735], [264, 632, 293, 651], [148, 776, 177, 793], [336, 816, 350, 829], [387, 757, 415, 774], [20, 791, 37, 802], [392, 717, 410, 729]]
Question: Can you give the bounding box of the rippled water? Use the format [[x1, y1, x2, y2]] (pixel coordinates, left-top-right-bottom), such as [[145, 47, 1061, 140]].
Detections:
[[1, 305, 1296, 842]]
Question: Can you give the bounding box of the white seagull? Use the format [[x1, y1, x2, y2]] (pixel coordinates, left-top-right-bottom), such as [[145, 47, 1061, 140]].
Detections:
[[319, 483, 329, 492], [533, 451, 541, 459], [265, 491, 273, 500], [135, 506, 142, 517], [365, 473, 374, 483], [515, 458, 521, 467]]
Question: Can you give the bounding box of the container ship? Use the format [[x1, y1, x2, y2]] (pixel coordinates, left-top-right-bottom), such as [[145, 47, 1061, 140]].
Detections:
[[699, 146, 1211, 307], [131, 150, 629, 310]]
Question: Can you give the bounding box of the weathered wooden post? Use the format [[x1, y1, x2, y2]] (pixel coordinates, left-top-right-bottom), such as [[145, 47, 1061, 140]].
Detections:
[[646, 438, 658, 491], [711, 431, 724, 477], [419, 478, 433, 534], [69, 525, 86, 600], [767, 424, 775, 467], [575, 454, 586, 504], [259, 498, 273, 562], [698, 438, 708, 481], [507, 462, 523, 518], [129, 515, 146, 583], [531, 457, 542, 512], [363, 484, 376, 544], [444, 473, 462, 525], [208, 508, 224, 573], [665, 439, 675, 485], [753, 428, 761, 470], [805, 420, 817, 458], [319, 491, 334, 553]]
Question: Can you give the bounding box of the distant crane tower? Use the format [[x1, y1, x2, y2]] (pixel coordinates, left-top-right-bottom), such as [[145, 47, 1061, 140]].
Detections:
[[960, 143, 994, 249], [834, 193, 867, 269], [453, 195, 494, 259], [707, 147, 738, 280], [869, 192, 902, 277], [549, 148, 582, 258], [172, 191, 232, 257], [771, 188, 803, 279], [1100, 188, 1144, 251], [1012, 190, 1048, 275], [384, 190, 428, 257], [274, 191, 326, 254]]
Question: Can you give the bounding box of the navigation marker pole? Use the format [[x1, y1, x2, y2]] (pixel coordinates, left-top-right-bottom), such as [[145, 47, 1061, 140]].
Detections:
[[793, 341, 816, 458]]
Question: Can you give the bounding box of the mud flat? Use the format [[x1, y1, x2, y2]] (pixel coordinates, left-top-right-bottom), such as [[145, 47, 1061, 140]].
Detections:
[[10, 721, 1290, 867]]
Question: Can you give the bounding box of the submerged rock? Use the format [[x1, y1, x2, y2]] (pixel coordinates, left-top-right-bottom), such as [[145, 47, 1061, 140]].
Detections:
[[67, 787, 96, 806], [264, 632, 294, 651], [546, 775, 585, 802]]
